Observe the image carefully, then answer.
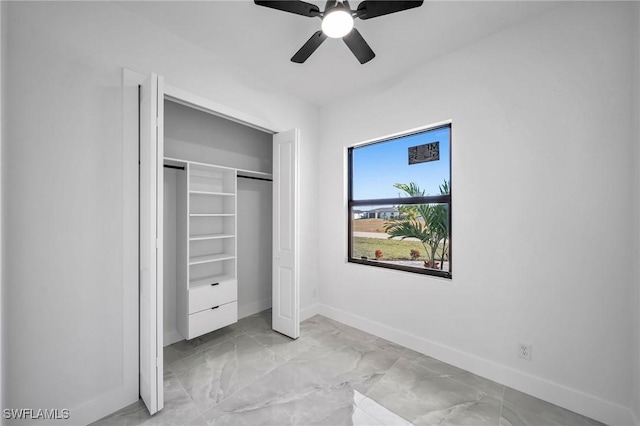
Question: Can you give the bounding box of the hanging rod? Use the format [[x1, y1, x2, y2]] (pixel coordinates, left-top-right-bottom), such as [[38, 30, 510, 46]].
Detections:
[[163, 164, 271, 182], [164, 164, 185, 170], [238, 175, 272, 182]]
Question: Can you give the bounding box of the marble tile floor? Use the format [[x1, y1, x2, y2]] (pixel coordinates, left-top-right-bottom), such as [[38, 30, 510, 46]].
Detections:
[[92, 310, 605, 426]]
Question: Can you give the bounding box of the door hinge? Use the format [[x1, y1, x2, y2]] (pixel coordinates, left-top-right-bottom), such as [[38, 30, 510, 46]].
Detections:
[[155, 238, 159, 249], [156, 357, 160, 368]]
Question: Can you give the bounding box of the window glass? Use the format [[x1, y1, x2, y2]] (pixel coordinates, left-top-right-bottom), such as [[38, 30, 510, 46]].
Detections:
[[348, 125, 451, 278], [351, 127, 450, 200]]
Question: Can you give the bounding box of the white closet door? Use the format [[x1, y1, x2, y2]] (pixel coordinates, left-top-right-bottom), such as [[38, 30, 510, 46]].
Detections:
[[272, 129, 300, 339], [140, 73, 164, 414]]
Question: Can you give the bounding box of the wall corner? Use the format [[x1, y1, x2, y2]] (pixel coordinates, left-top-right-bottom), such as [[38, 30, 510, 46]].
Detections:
[[0, 0, 6, 417], [632, 1, 640, 423]]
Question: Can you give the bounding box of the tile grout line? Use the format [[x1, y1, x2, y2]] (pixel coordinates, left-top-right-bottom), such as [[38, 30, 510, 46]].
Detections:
[[497, 384, 506, 426], [168, 329, 247, 375], [165, 363, 204, 424], [170, 333, 250, 421], [359, 355, 415, 426], [194, 359, 292, 423], [190, 338, 290, 421]]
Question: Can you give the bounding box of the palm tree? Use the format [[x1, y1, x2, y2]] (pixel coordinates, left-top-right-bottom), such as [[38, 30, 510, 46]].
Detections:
[[384, 181, 449, 268]]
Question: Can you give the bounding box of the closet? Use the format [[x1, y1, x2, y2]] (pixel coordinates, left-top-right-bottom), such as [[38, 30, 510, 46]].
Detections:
[[138, 72, 300, 415], [162, 100, 273, 345]]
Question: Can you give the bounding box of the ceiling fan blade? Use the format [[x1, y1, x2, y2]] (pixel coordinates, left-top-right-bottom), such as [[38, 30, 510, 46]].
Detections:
[[254, 1, 321, 18], [343, 29, 375, 64], [356, 1, 423, 20], [291, 31, 328, 63]]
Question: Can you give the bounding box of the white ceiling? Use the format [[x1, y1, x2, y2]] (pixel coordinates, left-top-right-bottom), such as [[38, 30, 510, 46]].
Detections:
[[116, 0, 560, 106]]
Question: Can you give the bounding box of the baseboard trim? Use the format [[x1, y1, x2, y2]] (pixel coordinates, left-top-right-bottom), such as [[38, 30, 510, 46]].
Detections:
[[238, 298, 272, 319], [300, 303, 320, 321], [164, 329, 184, 347], [318, 303, 637, 426], [64, 384, 138, 425]]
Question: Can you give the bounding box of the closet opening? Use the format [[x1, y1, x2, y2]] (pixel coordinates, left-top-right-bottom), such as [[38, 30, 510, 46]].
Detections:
[[137, 72, 300, 415], [162, 99, 274, 347]]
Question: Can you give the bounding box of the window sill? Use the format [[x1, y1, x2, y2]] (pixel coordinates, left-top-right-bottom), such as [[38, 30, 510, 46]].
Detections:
[[348, 257, 452, 279]]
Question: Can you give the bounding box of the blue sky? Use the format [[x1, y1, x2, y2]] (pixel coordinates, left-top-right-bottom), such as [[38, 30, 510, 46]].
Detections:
[[352, 126, 451, 200]]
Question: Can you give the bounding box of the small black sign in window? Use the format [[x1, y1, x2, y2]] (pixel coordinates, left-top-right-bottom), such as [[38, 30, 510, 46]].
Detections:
[[408, 142, 439, 165]]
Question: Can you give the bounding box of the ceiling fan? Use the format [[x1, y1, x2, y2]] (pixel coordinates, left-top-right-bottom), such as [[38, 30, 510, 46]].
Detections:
[[254, 0, 424, 64]]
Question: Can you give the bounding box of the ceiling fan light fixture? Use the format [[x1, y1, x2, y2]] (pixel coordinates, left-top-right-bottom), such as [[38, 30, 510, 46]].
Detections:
[[321, 9, 354, 38]]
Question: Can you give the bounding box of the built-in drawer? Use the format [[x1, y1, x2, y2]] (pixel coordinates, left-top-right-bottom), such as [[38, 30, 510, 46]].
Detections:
[[189, 279, 237, 314], [188, 301, 237, 339]]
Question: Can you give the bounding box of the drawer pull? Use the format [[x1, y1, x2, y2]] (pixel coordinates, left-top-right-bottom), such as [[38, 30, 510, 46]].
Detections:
[[210, 282, 220, 286], [211, 306, 219, 310]]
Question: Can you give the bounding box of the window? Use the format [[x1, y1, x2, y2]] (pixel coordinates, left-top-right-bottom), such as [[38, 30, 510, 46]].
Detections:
[[348, 124, 451, 278]]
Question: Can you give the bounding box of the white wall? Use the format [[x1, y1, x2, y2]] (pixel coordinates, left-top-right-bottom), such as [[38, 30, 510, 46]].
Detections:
[[0, 0, 5, 415], [164, 101, 273, 174], [3, 1, 319, 424], [163, 169, 181, 346], [237, 178, 273, 318], [317, 3, 638, 425], [633, 2, 640, 422]]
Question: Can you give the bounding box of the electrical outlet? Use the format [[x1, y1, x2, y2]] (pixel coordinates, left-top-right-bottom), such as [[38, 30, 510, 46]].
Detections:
[[518, 343, 532, 360], [313, 288, 317, 298]]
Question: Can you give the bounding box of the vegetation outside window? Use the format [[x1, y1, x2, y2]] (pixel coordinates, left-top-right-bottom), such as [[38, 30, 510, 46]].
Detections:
[[348, 124, 451, 278]]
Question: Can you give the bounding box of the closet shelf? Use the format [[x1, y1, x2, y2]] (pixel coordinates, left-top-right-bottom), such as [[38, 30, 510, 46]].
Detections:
[[169, 157, 240, 340], [190, 190, 235, 196], [164, 156, 272, 181], [189, 253, 235, 265], [190, 274, 235, 289], [189, 233, 235, 241]]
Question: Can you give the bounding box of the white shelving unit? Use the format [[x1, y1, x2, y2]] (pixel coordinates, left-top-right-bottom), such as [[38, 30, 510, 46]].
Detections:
[[170, 158, 240, 340]]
